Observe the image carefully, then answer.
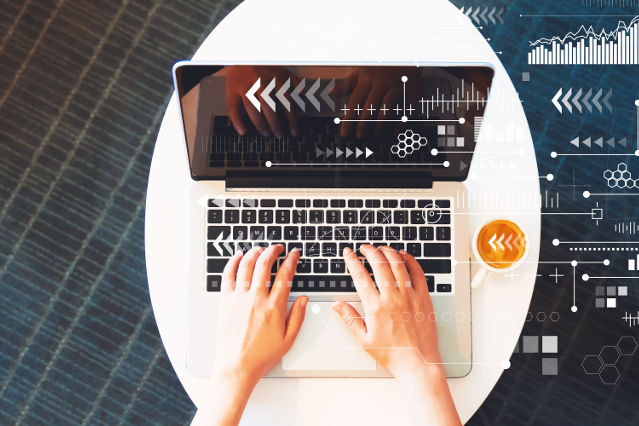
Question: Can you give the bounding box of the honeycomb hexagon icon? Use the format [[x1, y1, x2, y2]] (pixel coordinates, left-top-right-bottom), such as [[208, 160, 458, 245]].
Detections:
[[581, 355, 603, 375], [599, 345, 620, 365], [616, 336, 638, 356], [605, 163, 636, 190], [599, 365, 620, 385], [392, 130, 428, 158]]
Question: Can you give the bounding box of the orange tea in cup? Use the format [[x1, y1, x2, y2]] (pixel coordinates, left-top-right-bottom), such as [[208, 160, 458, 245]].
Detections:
[[476, 220, 526, 269]]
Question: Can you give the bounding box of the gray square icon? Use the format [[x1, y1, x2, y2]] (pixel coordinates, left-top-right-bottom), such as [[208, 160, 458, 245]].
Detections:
[[607, 286, 616, 296], [522, 72, 530, 82], [542, 336, 558, 353], [595, 286, 605, 296], [522, 335, 539, 353], [618, 286, 628, 296], [447, 125, 456, 134], [595, 298, 605, 308], [542, 357, 558, 375]]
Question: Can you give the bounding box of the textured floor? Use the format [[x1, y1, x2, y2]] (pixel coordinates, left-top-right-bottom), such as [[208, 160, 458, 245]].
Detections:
[[1, 0, 638, 425]]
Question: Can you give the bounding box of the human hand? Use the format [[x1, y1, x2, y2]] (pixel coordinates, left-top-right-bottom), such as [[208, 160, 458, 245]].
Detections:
[[334, 245, 441, 379], [225, 66, 299, 138]]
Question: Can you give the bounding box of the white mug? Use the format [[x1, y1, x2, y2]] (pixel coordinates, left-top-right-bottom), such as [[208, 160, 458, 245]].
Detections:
[[470, 219, 529, 288]]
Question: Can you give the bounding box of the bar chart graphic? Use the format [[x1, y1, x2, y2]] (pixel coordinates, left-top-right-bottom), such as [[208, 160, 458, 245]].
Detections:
[[528, 15, 639, 64]]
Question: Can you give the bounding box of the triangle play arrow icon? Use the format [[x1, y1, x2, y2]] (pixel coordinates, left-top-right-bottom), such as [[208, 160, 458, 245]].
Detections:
[[315, 147, 323, 158], [326, 147, 334, 158], [355, 148, 363, 158], [365, 148, 373, 158], [345, 147, 353, 158], [335, 147, 343, 158], [570, 137, 579, 147]]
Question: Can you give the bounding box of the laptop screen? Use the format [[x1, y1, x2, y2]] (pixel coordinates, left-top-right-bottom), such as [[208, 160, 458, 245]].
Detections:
[[174, 64, 494, 187]]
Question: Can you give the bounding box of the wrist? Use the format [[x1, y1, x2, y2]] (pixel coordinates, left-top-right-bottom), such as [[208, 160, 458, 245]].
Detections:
[[211, 367, 259, 401], [393, 357, 446, 385]]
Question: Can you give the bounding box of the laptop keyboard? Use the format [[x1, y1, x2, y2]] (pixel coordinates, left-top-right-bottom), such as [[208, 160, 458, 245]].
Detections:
[[205, 197, 454, 294]]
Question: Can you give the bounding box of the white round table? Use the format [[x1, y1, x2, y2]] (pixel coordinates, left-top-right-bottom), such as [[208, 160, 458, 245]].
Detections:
[[145, 0, 540, 424]]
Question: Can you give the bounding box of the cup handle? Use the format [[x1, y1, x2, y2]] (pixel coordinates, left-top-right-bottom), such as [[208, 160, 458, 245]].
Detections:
[[471, 267, 490, 288]]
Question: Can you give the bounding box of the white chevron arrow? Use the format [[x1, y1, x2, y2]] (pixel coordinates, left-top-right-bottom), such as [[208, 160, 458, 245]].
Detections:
[[582, 88, 592, 113], [275, 78, 291, 112], [246, 78, 261, 112], [592, 88, 602, 113], [212, 232, 233, 256], [489, 233, 497, 251], [488, 7, 496, 24], [291, 78, 306, 111], [561, 87, 573, 113], [504, 234, 513, 251], [471, 8, 480, 24], [513, 236, 521, 251], [306, 79, 321, 112], [496, 234, 505, 251], [573, 88, 583, 113], [602, 88, 613, 113], [552, 88, 562, 113], [260, 78, 276, 112], [480, 8, 488, 24], [320, 78, 335, 111], [496, 7, 504, 23]]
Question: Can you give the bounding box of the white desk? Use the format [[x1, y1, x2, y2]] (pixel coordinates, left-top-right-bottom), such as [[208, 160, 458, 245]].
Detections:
[[145, 0, 540, 424]]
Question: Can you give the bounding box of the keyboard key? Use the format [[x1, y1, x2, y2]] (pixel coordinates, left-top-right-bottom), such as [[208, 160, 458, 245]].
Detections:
[[382, 200, 398, 208], [423, 243, 451, 257], [207, 242, 233, 257], [291, 275, 354, 292], [226, 199, 241, 208], [278, 199, 294, 207], [207, 258, 228, 273], [339, 242, 353, 254], [417, 199, 432, 208], [326, 210, 341, 223], [385, 226, 401, 240], [292, 210, 307, 223], [437, 283, 452, 292], [242, 210, 257, 223], [225, 210, 239, 223], [417, 259, 451, 274], [301, 226, 316, 240], [261, 199, 276, 207], [306, 242, 321, 257], [331, 259, 346, 273], [351, 227, 367, 240], [233, 226, 247, 240], [389, 242, 404, 251], [276, 210, 290, 223], [437, 227, 451, 240], [317, 226, 333, 240], [310, 210, 324, 223], [295, 199, 311, 208], [322, 243, 338, 257], [250, 226, 265, 240], [410, 210, 425, 224], [207, 275, 222, 291], [365, 199, 381, 208], [314, 259, 329, 273], [360, 210, 374, 224], [377, 210, 392, 224], [259, 210, 273, 223], [297, 258, 312, 273], [393, 210, 408, 224], [438, 213, 451, 225], [348, 200, 363, 208], [236, 242, 252, 252], [284, 226, 298, 240], [209, 199, 224, 208], [403, 227, 417, 240], [406, 243, 421, 257], [343, 210, 358, 223], [208, 210, 223, 223], [425, 276, 435, 292], [435, 199, 451, 208], [330, 199, 346, 208], [369, 227, 384, 240], [243, 199, 257, 207], [400, 200, 415, 208], [288, 242, 303, 253], [267, 226, 282, 240], [334, 226, 349, 240], [419, 227, 434, 240], [313, 199, 329, 208], [208, 226, 231, 240]]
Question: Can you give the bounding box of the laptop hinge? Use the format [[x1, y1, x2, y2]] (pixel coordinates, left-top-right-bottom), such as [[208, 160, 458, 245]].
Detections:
[[226, 171, 434, 189]]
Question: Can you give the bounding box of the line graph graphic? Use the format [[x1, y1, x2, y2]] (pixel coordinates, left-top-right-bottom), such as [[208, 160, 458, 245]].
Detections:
[[528, 15, 639, 64]]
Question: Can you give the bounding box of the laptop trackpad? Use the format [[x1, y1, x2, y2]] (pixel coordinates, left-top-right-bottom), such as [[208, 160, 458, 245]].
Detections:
[[282, 301, 377, 371]]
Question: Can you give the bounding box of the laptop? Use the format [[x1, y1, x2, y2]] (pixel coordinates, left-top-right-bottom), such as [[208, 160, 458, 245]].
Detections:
[[173, 62, 494, 378]]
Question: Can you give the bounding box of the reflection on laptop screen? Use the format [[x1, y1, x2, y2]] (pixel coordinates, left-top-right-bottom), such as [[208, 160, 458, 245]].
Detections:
[[174, 64, 494, 187]]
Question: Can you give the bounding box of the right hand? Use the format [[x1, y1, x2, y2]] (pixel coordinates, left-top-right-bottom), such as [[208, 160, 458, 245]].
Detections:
[[334, 245, 442, 379]]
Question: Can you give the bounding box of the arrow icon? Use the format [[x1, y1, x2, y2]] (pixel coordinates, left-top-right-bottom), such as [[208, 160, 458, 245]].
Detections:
[[306, 79, 321, 112], [496, 234, 505, 251], [345, 147, 353, 158], [212, 232, 233, 256], [570, 137, 579, 147], [326, 147, 334, 158], [320, 78, 335, 111], [618, 137, 627, 147], [582, 137, 591, 148], [335, 147, 343, 158], [592, 88, 602, 113], [365, 147, 373, 158], [582, 88, 592, 113], [246, 78, 261, 112], [504, 234, 513, 251], [260, 78, 276, 112], [561, 87, 573, 113], [315, 147, 323, 158], [594, 137, 603, 148], [291, 78, 306, 111], [602, 88, 613, 113], [489, 233, 497, 251], [552, 88, 562, 113], [275, 78, 291, 112], [488, 7, 496, 24], [355, 147, 363, 158], [572, 88, 583, 113], [460, 160, 468, 172]]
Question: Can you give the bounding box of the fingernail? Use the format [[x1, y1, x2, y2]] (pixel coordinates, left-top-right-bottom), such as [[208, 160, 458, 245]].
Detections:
[[291, 128, 299, 137], [274, 130, 284, 138], [260, 128, 271, 137], [301, 297, 308, 308], [343, 246, 352, 254]]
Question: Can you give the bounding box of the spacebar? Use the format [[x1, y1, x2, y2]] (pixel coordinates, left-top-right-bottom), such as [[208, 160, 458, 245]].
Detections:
[[292, 275, 354, 292], [417, 259, 452, 274]]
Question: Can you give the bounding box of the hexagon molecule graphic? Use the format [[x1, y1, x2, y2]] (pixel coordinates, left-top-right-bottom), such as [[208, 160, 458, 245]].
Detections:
[[598, 365, 620, 385], [616, 336, 638, 356], [581, 355, 603, 375], [604, 163, 636, 190], [391, 130, 428, 158], [599, 346, 620, 365]]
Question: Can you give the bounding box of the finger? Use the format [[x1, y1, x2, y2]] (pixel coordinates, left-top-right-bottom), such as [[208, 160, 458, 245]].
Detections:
[[261, 98, 285, 138], [236, 246, 265, 291], [374, 88, 401, 137], [271, 248, 300, 302], [360, 244, 397, 294], [332, 302, 367, 342], [340, 80, 372, 139], [356, 85, 387, 139], [241, 97, 271, 137], [343, 246, 378, 303], [221, 251, 243, 292], [250, 244, 284, 293], [284, 296, 308, 348], [227, 93, 247, 136], [379, 246, 411, 290], [402, 250, 428, 294], [332, 70, 359, 96]]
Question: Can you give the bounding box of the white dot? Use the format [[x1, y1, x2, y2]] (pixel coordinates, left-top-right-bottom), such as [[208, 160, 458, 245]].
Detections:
[[312, 304, 321, 314], [458, 117, 466, 124], [401, 75, 408, 82], [551, 151, 557, 158], [502, 360, 511, 369], [546, 174, 554, 181], [635, 99, 639, 106], [603, 259, 610, 266], [431, 148, 438, 156], [334, 117, 341, 124], [552, 239, 560, 246], [571, 306, 578, 312], [571, 260, 578, 267], [265, 161, 272, 168], [443, 161, 450, 168], [401, 116, 408, 122], [635, 149, 639, 156], [583, 191, 590, 198], [582, 274, 589, 281], [452, 259, 458, 266]]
